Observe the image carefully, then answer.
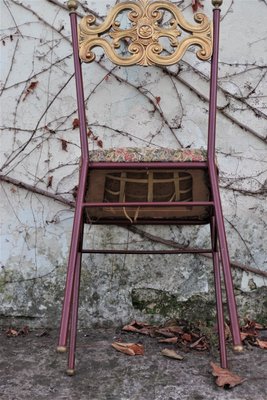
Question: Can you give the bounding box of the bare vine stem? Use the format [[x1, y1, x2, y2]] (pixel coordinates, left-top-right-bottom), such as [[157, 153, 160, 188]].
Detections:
[[1, 173, 266, 280]]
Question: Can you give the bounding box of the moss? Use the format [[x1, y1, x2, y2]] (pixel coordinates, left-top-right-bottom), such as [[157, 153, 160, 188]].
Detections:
[[132, 288, 216, 323], [0, 269, 14, 293]]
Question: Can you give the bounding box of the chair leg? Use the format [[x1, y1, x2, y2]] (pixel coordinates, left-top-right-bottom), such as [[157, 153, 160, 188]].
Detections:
[[211, 176, 243, 351], [57, 201, 85, 352], [213, 253, 228, 368], [211, 218, 227, 368], [66, 251, 82, 376]]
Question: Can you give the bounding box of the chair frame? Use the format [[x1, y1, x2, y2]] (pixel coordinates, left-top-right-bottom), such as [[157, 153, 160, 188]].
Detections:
[[57, 0, 243, 375]]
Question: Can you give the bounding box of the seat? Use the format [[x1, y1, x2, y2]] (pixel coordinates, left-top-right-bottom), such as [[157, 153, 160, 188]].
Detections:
[[57, 0, 243, 375]]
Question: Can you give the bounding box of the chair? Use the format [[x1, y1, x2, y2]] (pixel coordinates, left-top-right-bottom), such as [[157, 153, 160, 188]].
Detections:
[[57, 0, 243, 375]]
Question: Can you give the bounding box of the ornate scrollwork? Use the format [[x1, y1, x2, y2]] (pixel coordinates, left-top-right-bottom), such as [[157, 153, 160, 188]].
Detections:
[[79, 0, 212, 66]]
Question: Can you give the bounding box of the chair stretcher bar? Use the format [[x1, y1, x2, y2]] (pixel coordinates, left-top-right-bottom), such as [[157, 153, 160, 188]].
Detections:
[[81, 249, 213, 254], [82, 201, 214, 207], [88, 162, 209, 169]]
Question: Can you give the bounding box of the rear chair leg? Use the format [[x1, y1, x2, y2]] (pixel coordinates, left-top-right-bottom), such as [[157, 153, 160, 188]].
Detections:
[[211, 218, 227, 368], [213, 252, 228, 368]]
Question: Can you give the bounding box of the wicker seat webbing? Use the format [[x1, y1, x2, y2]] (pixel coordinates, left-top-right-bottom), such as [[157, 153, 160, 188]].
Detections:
[[103, 170, 193, 222]]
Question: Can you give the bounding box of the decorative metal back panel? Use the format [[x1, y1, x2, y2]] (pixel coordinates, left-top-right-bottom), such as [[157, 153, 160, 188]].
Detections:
[[79, 0, 213, 66]]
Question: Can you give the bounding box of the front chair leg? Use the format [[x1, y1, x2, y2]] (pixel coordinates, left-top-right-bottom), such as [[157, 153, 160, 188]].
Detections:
[[57, 202, 84, 352], [212, 250, 227, 368], [214, 208, 243, 351]]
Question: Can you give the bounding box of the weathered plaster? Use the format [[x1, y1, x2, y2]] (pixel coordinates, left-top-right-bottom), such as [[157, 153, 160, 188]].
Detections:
[[0, 0, 266, 328]]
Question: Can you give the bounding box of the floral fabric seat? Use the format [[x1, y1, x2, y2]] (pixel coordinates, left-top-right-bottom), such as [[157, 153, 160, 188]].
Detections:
[[89, 147, 207, 163]]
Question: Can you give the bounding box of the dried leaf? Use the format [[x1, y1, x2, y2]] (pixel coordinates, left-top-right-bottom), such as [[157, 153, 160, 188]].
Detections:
[[182, 333, 192, 342], [122, 320, 154, 336], [158, 337, 178, 344], [210, 362, 246, 388], [167, 325, 184, 335], [19, 325, 29, 335], [255, 322, 264, 330], [161, 348, 184, 360], [47, 176, 53, 188], [23, 81, 38, 101], [61, 139, 68, 152], [189, 336, 209, 351], [256, 339, 267, 349], [192, 0, 204, 12], [6, 328, 19, 337], [112, 342, 144, 356], [155, 328, 176, 338], [72, 118, 80, 129], [240, 332, 251, 341], [224, 322, 231, 340]]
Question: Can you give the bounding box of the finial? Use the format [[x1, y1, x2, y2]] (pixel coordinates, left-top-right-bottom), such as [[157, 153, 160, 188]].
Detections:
[[212, 0, 223, 8], [67, 0, 78, 12]]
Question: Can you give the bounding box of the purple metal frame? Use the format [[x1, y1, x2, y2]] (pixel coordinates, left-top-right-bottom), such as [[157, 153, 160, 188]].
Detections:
[[57, 5, 242, 375]]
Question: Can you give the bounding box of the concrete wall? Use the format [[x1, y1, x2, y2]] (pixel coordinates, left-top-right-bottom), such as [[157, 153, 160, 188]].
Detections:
[[0, 0, 266, 328]]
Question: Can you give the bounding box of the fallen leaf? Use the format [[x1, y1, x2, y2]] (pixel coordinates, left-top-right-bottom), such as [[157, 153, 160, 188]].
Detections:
[[158, 337, 178, 344], [155, 328, 176, 338], [23, 81, 38, 101], [189, 336, 209, 351], [256, 339, 267, 349], [112, 342, 144, 356], [122, 320, 154, 336], [6, 328, 19, 337], [210, 362, 246, 388], [19, 325, 29, 335], [61, 139, 68, 151], [161, 348, 184, 360], [255, 322, 264, 330], [182, 333, 192, 342], [167, 325, 184, 335], [224, 322, 231, 340], [72, 118, 80, 129], [240, 332, 251, 341]]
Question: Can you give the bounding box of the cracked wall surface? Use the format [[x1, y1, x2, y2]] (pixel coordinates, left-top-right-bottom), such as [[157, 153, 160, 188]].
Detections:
[[0, 0, 266, 328]]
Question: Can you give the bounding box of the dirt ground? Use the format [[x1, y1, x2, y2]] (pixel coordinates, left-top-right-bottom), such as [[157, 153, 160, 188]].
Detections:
[[0, 327, 266, 400]]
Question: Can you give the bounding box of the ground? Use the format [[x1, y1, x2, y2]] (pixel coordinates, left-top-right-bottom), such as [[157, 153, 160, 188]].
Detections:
[[0, 327, 266, 400]]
